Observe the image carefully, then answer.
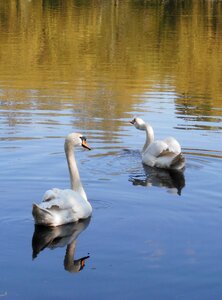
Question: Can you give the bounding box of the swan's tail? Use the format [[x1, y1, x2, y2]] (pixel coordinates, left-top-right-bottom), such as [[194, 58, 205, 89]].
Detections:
[[170, 153, 185, 170], [32, 204, 55, 226]]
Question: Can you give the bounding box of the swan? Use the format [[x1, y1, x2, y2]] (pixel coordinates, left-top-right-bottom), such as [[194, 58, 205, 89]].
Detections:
[[130, 117, 185, 170], [32, 133, 92, 227]]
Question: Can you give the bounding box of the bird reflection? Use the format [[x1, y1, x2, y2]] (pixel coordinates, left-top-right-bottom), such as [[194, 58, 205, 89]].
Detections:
[[129, 165, 185, 195], [32, 217, 91, 273]]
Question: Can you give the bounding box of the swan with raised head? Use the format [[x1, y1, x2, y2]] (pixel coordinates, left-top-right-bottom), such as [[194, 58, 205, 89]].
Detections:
[[130, 117, 185, 170], [32, 133, 92, 227]]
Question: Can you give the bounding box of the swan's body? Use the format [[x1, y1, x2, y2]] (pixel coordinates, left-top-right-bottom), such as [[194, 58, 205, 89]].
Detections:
[[130, 118, 185, 170], [32, 133, 92, 227]]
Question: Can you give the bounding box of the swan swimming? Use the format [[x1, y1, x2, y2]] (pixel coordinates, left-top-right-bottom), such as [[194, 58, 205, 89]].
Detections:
[[32, 133, 92, 227], [130, 117, 185, 170]]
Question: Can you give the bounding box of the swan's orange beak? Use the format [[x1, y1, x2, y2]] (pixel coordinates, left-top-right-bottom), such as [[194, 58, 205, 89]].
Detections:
[[130, 119, 135, 125], [82, 139, 91, 150]]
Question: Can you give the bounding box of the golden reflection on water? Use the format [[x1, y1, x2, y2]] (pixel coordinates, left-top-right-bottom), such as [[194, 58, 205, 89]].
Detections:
[[0, 0, 222, 126]]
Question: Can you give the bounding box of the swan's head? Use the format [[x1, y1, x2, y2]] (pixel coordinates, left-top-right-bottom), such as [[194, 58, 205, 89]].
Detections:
[[130, 117, 146, 130], [65, 133, 91, 150]]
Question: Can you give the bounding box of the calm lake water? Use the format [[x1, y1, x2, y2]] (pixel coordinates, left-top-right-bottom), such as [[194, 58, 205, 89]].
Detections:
[[0, 1, 222, 299]]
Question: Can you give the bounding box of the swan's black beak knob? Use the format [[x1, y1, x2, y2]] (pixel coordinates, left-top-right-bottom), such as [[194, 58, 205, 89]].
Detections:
[[81, 137, 91, 150]]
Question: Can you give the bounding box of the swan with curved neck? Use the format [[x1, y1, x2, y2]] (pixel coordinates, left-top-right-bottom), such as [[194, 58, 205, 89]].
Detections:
[[32, 133, 92, 227], [130, 118, 185, 170]]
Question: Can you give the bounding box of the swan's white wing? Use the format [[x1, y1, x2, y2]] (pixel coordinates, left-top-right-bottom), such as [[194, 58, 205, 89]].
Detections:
[[39, 189, 92, 219], [164, 137, 181, 153], [40, 189, 84, 210], [145, 140, 169, 157], [42, 188, 61, 202]]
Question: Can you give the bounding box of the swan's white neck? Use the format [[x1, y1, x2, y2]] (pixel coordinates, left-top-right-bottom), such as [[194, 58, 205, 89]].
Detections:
[[65, 142, 87, 201], [141, 123, 154, 153]]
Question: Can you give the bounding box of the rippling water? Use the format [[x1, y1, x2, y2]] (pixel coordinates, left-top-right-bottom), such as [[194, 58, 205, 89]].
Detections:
[[0, 1, 222, 299]]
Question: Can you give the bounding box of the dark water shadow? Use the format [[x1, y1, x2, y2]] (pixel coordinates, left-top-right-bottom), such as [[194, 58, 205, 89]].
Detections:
[[32, 217, 91, 273], [129, 164, 185, 195]]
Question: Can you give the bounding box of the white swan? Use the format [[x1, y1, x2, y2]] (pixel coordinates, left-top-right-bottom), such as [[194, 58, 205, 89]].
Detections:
[[130, 118, 185, 170], [32, 133, 92, 227]]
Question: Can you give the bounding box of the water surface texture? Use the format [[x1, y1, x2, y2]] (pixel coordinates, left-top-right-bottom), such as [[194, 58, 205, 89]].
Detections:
[[0, 1, 222, 299]]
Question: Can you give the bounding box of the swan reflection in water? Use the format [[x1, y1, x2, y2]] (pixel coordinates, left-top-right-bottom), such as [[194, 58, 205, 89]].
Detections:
[[129, 164, 185, 195], [32, 217, 91, 273]]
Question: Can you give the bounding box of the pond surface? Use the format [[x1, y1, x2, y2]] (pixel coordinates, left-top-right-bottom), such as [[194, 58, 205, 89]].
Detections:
[[0, 1, 222, 299]]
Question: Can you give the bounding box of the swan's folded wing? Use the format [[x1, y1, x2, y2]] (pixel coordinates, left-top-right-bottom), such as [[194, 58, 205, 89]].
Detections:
[[40, 189, 83, 210], [157, 150, 176, 158], [42, 188, 61, 202], [155, 151, 185, 169], [164, 137, 181, 153], [145, 140, 169, 157]]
